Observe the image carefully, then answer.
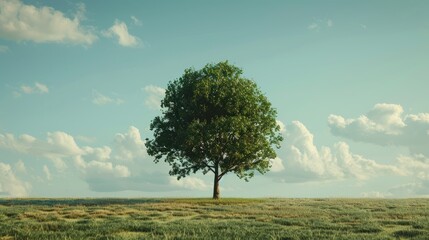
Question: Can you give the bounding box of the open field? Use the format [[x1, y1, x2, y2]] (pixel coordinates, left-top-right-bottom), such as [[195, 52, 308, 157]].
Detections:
[[0, 198, 428, 239]]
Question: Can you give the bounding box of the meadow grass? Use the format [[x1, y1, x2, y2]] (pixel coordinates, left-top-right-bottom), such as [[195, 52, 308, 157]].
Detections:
[[0, 198, 428, 239]]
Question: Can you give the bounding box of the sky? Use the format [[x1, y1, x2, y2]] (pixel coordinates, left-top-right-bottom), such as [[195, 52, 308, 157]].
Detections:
[[0, 0, 428, 198]]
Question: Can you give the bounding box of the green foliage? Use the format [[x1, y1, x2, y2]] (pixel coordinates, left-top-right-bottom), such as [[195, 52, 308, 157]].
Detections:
[[0, 198, 428, 239], [146, 61, 283, 186]]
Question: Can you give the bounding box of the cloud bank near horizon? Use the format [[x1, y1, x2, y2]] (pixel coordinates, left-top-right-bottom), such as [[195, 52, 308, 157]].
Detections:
[[1, 103, 427, 197], [269, 121, 405, 183], [329, 103, 429, 197]]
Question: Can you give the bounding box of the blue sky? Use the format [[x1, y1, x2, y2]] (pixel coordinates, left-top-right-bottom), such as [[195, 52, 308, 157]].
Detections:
[[0, 0, 428, 198]]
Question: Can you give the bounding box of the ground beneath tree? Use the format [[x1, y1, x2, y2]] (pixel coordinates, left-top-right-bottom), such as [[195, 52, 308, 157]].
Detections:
[[0, 198, 428, 239]]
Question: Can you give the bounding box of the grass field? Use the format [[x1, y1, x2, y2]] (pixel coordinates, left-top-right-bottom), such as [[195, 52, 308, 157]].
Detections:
[[0, 198, 428, 239]]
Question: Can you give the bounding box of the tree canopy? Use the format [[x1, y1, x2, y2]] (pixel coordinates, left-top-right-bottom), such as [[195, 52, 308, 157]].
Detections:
[[145, 61, 283, 199]]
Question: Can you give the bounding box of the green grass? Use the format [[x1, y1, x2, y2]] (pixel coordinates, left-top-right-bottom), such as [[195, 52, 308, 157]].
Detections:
[[0, 198, 428, 239]]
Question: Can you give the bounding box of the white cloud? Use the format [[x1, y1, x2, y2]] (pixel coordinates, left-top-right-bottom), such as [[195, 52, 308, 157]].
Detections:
[[397, 154, 429, 176], [92, 90, 124, 105], [104, 20, 139, 47], [329, 103, 429, 156], [329, 103, 406, 136], [360, 24, 367, 30], [335, 142, 405, 179], [169, 176, 208, 190], [81, 126, 209, 193], [329, 104, 429, 197], [0, 129, 135, 195], [270, 157, 285, 172], [76, 158, 130, 178], [46, 131, 83, 156], [19, 82, 49, 94], [0, 162, 30, 197], [0, 131, 83, 170], [0, 0, 97, 45], [270, 121, 404, 182], [82, 146, 111, 162], [131, 16, 142, 26], [390, 154, 429, 197], [0, 131, 118, 172], [0, 126, 208, 194], [143, 85, 165, 110], [0, 45, 9, 52], [79, 126, 183, 192], [43, 165, 52, 180], [113, 126, 147, 161], [0, 127, 136, 181], [327, 19, 333, 27]]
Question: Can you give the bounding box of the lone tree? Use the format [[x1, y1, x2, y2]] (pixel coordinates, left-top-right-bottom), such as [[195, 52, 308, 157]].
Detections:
[[146, 61, 282, 199]]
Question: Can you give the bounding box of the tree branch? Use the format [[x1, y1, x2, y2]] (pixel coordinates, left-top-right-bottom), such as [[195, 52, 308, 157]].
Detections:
[[218, 158, 265, 180], [202, 160, 215, 173], [218, 165, 236, 179]]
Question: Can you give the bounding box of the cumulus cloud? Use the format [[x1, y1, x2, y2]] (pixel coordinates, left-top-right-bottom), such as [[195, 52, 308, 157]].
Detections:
[[0, 126, 210, 194], [75, 157, 130, 178], [328, 103, 429, 156], [80, 126, 207, 193], [270, 157, 285, 172], [0, 130, 118, 172], [104, 20, 139, 47], [113, 126, 147, 161], [0, 128, 127, 178], [82, 146, 111, 162], [0, 131, 83, 170], [0, 128, 131, 189], [270, 121, 404, 183], [388, 154, 429, 197], [92, 90, 124, 105], [81, 126, 209, 193], [0, 0, 97, 45], [397, 154, 429, 177], [328, 103, 429, 197], [143, 85, 165, 110], [18, 82, 49, 95], [0, 162, 30, 197]]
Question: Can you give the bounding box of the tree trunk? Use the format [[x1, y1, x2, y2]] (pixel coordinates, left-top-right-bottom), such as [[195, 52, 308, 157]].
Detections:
[[212, 165, 220, 199]]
